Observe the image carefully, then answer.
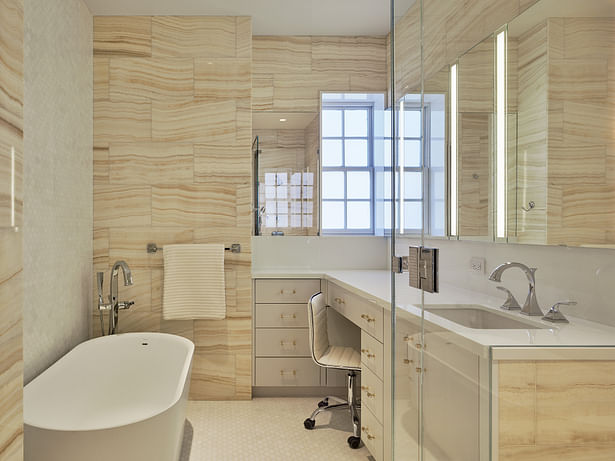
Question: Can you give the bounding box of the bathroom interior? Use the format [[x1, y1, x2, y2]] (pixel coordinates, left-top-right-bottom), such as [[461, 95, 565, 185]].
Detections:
[[1, 0, 614, 460]]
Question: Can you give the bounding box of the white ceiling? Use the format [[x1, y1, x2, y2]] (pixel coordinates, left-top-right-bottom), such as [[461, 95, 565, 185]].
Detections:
[[82, 0, 412, 36]]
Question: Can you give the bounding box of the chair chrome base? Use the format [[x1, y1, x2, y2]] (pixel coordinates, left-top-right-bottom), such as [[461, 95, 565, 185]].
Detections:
[[303, 371, 361, 449]]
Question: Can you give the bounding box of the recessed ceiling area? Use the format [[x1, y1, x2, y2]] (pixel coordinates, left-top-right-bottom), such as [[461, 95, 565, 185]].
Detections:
[[82, 0, 414, 36]]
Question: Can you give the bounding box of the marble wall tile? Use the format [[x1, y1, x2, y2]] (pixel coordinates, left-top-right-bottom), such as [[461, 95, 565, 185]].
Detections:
[[311, 36, 386, 74], [235, 17, 252, 59], [151, 99, 236, 143], [94, 16, 152, 57], [193, 144, 251, 181], [194, 59, 251, 101], [152, 16, 236, 58], [252, 36, 312, 75], [93, 144, 109, 184], [94, 185, 151, 228], [94, 99, 152, 143], [151, 183, 237, 228], [93, 57, 109, 101], [109, 142, 193, 184], [109, 57, 194, 101]]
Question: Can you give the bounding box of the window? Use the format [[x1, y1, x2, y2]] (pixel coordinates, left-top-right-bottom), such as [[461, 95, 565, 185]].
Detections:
[[321, 104, 374, 233]]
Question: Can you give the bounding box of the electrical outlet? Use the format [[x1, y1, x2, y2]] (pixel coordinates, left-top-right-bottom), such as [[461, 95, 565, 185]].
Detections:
[[470, 257, 485, 274]]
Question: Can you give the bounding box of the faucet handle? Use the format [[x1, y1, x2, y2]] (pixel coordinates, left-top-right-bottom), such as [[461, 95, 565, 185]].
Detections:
[[542, 301, 577, 323], [118, 300, 134, 310], [496, 286, 521, 310]]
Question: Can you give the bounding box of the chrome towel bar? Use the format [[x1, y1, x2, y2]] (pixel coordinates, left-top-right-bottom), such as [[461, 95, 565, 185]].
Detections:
[[146, 243, 241, 254]]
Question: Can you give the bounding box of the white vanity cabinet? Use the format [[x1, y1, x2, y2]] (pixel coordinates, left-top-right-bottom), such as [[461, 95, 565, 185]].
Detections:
[[253, 278, 323, 387], [327, 281, 390, 461]]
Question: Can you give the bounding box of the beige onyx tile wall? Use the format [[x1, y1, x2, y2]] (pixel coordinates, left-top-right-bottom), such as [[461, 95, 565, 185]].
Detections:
[[545, 18, 615, 246], [394, 0, 539, 95], [499, 360, 615, 461], [252, 36, 387, 113], [0, 0, 23, 458], [93, 16, 253, 400]]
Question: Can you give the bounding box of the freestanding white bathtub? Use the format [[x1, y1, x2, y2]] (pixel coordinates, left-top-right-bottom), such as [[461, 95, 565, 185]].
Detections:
[[24, 332, 194, 461]]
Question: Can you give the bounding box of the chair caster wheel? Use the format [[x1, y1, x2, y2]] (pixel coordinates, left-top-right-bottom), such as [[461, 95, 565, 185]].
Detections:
[[347, 436, 361, 449], [304, 418, 316, 430], [318, 399, 328, 408]]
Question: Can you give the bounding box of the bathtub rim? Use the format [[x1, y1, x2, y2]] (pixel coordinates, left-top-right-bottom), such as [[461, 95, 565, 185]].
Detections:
[[24, 332, 194, 432]]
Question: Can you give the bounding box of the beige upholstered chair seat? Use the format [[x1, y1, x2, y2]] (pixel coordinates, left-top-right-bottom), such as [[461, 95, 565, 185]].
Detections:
[[319, 346, 361, 370]]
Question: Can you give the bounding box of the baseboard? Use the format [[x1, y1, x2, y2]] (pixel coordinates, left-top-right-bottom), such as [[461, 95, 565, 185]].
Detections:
[[252, 386, 346, 398]]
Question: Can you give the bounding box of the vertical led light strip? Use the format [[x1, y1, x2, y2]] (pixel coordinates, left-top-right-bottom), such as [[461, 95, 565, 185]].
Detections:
[[496, 30, 507, 239], [399, 100, 405, 234], [10, 146, 15, 228], [450, 64, 458, 236]]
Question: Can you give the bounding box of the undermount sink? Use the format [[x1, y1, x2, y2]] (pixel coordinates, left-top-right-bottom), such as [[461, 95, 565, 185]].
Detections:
[[424, 304, 546, 330]]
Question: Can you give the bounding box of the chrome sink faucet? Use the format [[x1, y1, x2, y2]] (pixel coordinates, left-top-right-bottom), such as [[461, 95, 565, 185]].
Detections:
[[488, 262, 542, 316], [97, 260, 134, 335]]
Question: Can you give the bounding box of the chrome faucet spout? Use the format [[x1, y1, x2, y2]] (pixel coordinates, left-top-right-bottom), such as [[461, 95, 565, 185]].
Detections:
[[109, 260, 134, 335], [488, 262, 542, 316]]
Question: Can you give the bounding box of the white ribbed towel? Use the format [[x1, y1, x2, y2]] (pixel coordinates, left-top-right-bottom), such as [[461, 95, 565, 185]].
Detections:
[[163, 244, 226, 320]]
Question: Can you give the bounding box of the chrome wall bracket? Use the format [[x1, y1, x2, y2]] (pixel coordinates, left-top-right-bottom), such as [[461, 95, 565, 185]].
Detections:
[[393, 246, 439, 293]]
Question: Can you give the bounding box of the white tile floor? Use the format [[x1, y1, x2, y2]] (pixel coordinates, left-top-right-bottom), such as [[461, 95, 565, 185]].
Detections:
[[180, 398, 374, 461]]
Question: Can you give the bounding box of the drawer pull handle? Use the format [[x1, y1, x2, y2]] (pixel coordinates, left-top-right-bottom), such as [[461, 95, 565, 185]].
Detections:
[[361, 314, 375, 323], [367, 353, 375, 358], [334, 297, 345, 305], [416, 367, 426, 373], [280, 370, 297, 376], [415, 343, 425, 349], [403, 358, 413, 364], [366, 391, 376, 398], [280, 313, 297, 320], [403, 336, 414, 342], [280, 289, 296, 295], [361, 385, 369, 391], [280, 340, 297, 348], [361, 426, 375, 440]]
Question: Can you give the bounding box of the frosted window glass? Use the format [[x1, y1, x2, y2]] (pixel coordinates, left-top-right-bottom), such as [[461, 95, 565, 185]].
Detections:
[[277, 201, 288, 214], [347, 202, 371, 229], [290, 215, 302, 228], [265, 173, 276, 185], [431, 140, 445, 167], [265, 215, 276, 227], [276, 173, 287, 185], [404, 172, 422, 200], [290, 173, 302, 185], [322, 172, 344, 199], [404, 110, 421, 138], [291, 202, 302, 214], [322, 110, 342, 137], [384, 110, 392, 138], [303, 201, 313, 213], [303, 172, 314, 186], [322, 139, 343, 167], [303, 214, 313, 227], [345, 139, 368, 167], [404, 140, 421, 167], [277, 214, 288, 228], [347, 171, 371, 199], [345, 110, 368, 137], [277, 186, 288, 200], [404, 202, 422, 230], [265, 186, 276, 199], [322, 201, 345, 229], [303, 186, 313, 199], [265, 201, 276, 214], [290, 186, 301, 199]]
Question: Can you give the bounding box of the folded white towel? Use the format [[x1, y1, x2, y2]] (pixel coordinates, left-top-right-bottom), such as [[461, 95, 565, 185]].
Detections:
[[163, 244, 226, 320]]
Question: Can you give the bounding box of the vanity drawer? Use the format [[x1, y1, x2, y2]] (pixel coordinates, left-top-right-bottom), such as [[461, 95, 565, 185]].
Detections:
[[361, 330, 384, 379], [255, 358, 321, 387], [328, 283, 384, 342], [255, 304, 309, 328], [361, 365, 384, 424], [361, 405, 384, 461], [255, 328, 311, 357], [255, 279, 321, 304]]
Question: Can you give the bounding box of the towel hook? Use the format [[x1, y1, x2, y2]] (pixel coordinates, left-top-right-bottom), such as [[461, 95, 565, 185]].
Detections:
[[522, 201, 535, 212]]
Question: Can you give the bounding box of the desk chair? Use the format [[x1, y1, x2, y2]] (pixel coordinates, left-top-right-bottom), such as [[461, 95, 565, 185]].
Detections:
[[303, 292, 362, 449]]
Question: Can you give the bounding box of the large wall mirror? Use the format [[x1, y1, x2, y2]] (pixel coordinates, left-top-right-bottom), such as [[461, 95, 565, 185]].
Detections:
[[396, 0, 615, 248]]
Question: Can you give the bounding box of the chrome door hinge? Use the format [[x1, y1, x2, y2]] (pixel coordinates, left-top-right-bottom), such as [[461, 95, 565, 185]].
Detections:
[[393, 246, 439, 293]]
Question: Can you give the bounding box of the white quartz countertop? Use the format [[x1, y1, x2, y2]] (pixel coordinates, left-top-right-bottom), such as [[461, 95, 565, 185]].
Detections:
[[252, 269, 615, 351]]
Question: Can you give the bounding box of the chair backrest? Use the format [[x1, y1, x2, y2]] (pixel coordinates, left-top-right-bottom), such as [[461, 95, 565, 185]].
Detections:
[[307, 292, 329, 366]]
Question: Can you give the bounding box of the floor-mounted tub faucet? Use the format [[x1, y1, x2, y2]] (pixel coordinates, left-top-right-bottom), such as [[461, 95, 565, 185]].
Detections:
[[488, 262, 542, 316], [97, 260, 134, 335]]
